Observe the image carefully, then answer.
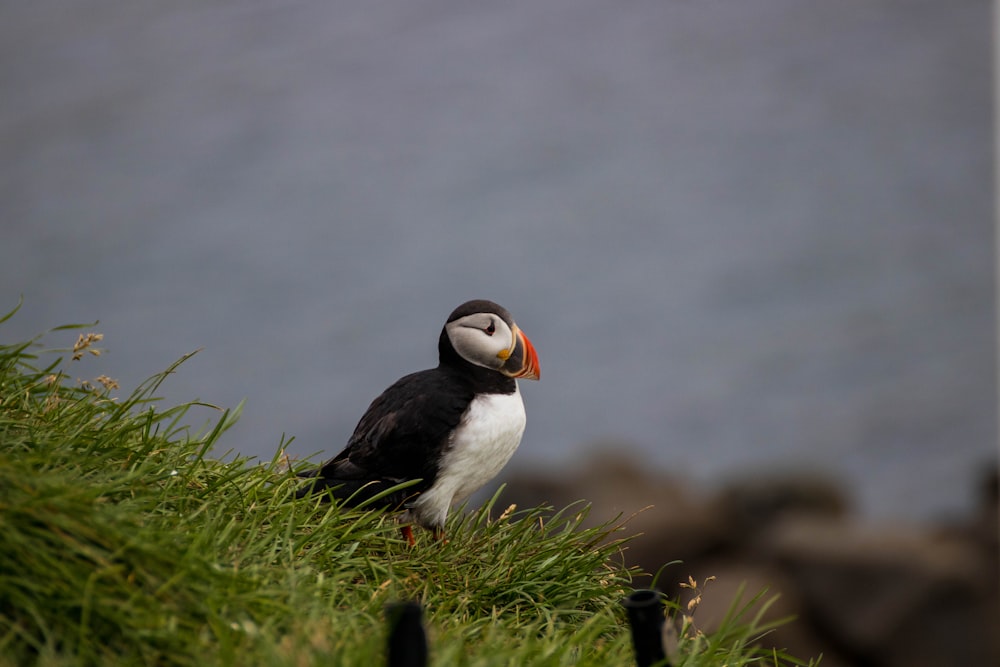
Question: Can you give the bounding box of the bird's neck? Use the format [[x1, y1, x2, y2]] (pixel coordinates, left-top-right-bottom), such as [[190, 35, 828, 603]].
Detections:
[[437, 328, 517, 395]]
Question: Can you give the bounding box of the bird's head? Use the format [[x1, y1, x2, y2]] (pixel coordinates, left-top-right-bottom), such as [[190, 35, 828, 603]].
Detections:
[[442, 300, 540, 380]]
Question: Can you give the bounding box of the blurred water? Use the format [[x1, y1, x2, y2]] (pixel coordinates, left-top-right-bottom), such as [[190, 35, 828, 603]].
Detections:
[[1, 0, 994, 520]]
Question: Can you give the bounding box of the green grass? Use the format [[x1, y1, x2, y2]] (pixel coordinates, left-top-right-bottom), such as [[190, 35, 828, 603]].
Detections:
[[0, 307, 818, 666]]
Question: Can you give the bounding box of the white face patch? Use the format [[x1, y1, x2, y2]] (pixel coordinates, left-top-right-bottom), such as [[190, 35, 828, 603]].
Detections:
[[409, 386, 526, 528], [445, 313, 515, 371]]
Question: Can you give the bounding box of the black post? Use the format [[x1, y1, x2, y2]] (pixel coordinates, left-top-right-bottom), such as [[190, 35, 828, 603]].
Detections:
[[385, 601, 428, 667], [621, 589, 669, 667]]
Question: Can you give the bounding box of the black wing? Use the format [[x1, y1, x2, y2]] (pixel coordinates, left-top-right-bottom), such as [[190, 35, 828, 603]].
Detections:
[[298, 368, 473, 508]]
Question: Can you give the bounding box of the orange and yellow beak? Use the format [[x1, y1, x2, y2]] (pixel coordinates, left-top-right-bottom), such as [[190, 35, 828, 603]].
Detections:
[[499, 325, 540, 380]]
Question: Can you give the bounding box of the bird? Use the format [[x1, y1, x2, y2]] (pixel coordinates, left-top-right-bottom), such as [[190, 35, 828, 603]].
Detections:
[[296, 299, 540, 545]]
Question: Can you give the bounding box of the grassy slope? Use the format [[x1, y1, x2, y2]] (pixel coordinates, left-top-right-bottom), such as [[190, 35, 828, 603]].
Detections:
[[0, 314, 816, 666]]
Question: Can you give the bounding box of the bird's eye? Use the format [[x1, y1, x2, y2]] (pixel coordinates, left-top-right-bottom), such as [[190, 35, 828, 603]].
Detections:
[[484, 321, 496, 336]]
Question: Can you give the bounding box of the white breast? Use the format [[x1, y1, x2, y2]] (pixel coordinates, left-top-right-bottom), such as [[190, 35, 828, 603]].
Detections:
[[410, 386, 526, 528]]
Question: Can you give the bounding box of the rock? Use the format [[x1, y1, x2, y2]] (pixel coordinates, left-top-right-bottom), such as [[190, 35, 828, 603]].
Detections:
[[503, 449, 730, 574], [675, 561, 855, 667], [501, 452, 999, 666], [712, 473, 849, 539], [763, 515, 998, 667]]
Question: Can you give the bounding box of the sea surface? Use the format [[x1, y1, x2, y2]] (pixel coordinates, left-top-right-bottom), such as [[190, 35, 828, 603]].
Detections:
[[1, 0, 994, 521]]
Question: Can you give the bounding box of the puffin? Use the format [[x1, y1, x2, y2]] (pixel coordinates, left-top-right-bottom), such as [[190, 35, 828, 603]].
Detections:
[[296, 299, 540, 545]]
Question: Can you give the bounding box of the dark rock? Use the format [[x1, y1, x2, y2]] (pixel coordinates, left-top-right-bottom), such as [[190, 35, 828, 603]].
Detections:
[[712, 473, 849, 539], [763, 515, 998, 666], [676, 561, 855, 667], [501, 452, 1000, 667], [504, 449, 730, 573]]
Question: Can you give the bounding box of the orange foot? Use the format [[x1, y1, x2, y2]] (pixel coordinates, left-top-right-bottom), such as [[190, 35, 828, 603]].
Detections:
[[399, 525, 448, 546]]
